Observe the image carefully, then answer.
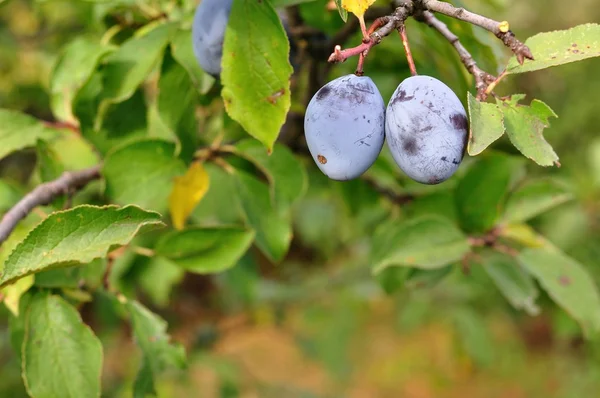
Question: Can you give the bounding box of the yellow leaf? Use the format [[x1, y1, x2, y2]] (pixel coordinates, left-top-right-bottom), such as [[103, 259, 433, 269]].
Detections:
[[2, 275, 34, 316], [341, 0, 376, 17], [169, 161, 210, 230]]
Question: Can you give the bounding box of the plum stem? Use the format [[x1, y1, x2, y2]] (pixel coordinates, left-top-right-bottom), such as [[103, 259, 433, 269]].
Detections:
[[398, 24, 418, 76]]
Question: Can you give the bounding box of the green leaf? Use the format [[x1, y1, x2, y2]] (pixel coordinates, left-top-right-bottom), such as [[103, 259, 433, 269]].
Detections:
[[155, 227, 255, 274], [0, 205, 163, 288], [372, 216, 470, 273], [125, 299, 186, 398], [504, 178, 573, 223], [0, 109, 59, 161], [455, 153, 523, 233], [103, 139, 186, 213], [467, 92, 505, 155], [170, 29, 215, 95], [23, 293, 103, 398], [481, 251, 539, 315], [497, 95, 559, 167], [234, 139, 307, 209], [158, 47, 198, 161], [36, 140, 64, 184], [334, 0, 348, 22], [507, 23, 600, 74], [376, 267, 410, 295], [102, 22, 175, 104], [137, 257, 184, 307], [518, 247, 600, 337], [235, 171, 292, 262], [50, 37, 113, 122], [221, 0, 293, 151], [1, 275, 33, 316], [452, 307, 494, 367]]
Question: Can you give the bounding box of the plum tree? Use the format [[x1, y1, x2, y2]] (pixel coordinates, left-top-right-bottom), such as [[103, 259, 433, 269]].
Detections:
[[192, 0, 233, 77], [192, 0, 298, 77], [304, 74, 385, 181], [385, 75, 468, 185]]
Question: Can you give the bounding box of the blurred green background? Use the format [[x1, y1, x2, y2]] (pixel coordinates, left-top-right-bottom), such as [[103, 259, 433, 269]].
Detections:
[[1, 0, 599, 397]]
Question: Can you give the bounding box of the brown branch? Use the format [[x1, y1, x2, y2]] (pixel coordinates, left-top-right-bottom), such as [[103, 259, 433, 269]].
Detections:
[[422, 0, 534, 64], [417, 11, 496, 99], [328, 2, 415, 65], [0, 165, 101, 245]]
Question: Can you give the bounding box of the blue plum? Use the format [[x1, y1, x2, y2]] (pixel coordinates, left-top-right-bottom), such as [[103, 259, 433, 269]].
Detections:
[[304, 74, 386, 181], [192, 1, 298, 77], [385, 75, 468, 185], [192, 0, 233, 77]]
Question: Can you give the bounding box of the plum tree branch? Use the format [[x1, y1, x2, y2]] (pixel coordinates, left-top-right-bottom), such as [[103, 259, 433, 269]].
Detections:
[[421, 0, 534, 64], [0, 165, 101, 245], [328, 0, 533, 87], [417, 11, 496, 99]]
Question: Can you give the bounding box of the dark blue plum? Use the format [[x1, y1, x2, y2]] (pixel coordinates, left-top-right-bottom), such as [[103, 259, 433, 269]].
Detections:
[[385, 75, 468, 185], [304, 74, 386, 181]]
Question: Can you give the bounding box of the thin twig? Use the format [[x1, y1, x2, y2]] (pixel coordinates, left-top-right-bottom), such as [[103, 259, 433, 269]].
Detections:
[[0, 165, 101, 245], [422, 0, 534, 64], [418, 11, 496, 99], [398, 23, 418, 76]]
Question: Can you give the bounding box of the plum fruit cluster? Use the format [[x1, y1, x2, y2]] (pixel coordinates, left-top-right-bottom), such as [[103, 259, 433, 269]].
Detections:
[[305, 75, 468, 184], [192, 0, 297, 78]]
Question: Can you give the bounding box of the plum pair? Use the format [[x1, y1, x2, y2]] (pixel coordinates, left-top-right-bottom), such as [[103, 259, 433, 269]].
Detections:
[[304, 74, 468, 185]]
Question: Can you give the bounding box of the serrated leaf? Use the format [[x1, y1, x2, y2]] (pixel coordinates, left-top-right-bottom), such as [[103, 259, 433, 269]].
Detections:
[[0, 205, 163, 288], [504, 178, 573, 223], [103, 139, 186, 213], [507, 23, 600, 74], [155, 226, 255, 274], [467, 92, 505, 155], [497, 95, 559, 167], [372, 216, 471, 273], [101, 23, 176, 104], [0, 109, 59, 161], [235, 171, 292, 262], [169, 161, 210, 230], [221, 0, 293, 151], [126, 299, 186, 398], [50, 37, 113, 122], [23, 293, 103, 398], [481, 251, 539, 315], [234, 139, 307, 209], [519, 248, 600, 337], [158, 47, 199, 161], [455, 153, 523, 233]]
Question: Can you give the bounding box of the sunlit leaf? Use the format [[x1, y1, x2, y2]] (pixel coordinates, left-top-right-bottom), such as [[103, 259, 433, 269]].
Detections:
[[169, 161, 210, 230]]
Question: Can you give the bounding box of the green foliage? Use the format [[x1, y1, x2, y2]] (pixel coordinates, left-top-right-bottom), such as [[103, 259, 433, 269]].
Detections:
[[23, 293, 103, 398], [0, 0, 599, 396]]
